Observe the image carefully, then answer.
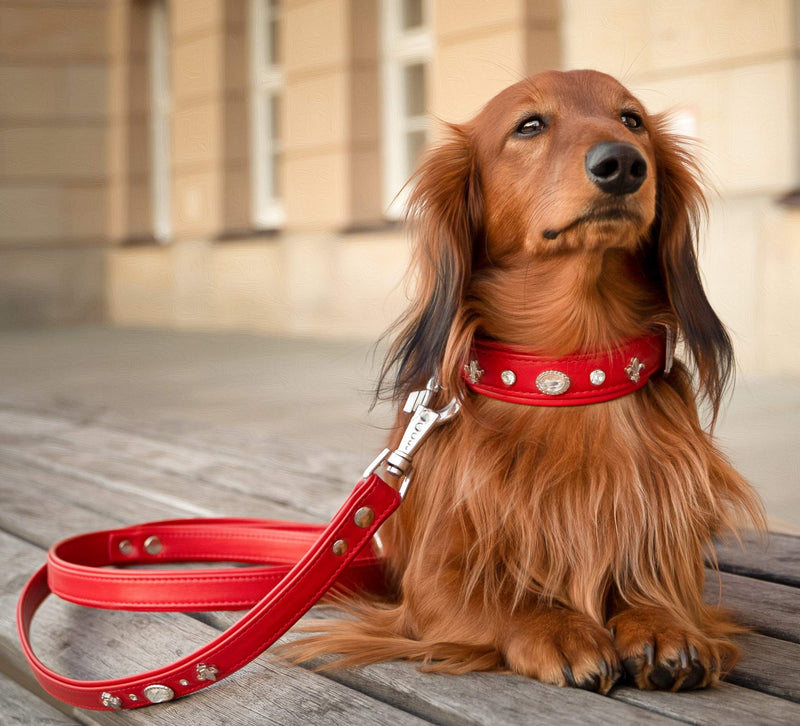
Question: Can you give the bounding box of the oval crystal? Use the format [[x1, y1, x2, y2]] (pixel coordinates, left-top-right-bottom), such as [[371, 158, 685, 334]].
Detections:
[[535, 370, 571, 396], [143, 684, 174, 703]]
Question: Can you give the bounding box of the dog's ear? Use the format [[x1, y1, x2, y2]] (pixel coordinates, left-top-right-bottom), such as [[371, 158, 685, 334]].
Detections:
[[379, 123, 483, 402], [649, 114, 733, 420]]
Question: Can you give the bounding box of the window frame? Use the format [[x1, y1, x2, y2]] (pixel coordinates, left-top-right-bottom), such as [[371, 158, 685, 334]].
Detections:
[[380, 0, 433, 219], [149, 0, 172, 243], [249, 0, 285, 230]]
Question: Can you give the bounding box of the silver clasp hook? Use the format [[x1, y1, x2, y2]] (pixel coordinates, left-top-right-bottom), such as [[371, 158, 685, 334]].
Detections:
[[362, 376, 461, 499]]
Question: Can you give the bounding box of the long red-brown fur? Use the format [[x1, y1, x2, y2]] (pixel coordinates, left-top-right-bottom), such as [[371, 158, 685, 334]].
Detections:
[[286, 70, 764, 693]]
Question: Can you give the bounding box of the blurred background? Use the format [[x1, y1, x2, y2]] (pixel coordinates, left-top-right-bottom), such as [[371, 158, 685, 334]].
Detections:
[[0, 0, 798, 528]]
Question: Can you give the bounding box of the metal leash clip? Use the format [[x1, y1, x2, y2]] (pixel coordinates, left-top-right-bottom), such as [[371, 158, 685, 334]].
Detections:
[[363, 376, 461, 499]]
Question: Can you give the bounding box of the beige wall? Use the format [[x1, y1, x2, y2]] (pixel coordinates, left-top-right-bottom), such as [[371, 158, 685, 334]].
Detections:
[[561, 0, 800, 373], [0, 0, 111, 325], [3, 0, 798, 374], [105, 0, 561, 338]]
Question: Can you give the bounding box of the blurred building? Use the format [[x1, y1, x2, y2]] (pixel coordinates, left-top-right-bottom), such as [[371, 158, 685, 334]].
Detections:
[[1, 0, 798, 373]]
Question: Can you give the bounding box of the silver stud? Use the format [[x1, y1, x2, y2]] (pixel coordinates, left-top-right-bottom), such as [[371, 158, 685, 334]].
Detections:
[[118, 539, 134, 556], [144, 536, 162, 555], [332, 539, 348, 556], [128, 694, 138, 701], [589, 369, 606, 386], [143, 684, 174, 703], [196, 663, 218, 682], [625, 357, 645, 383], [464, 359, 484, 384], [500, 370, 517, 386], [354, 507, 374, 528], [535, 370, 571, 396], [179, 679, 189, 686], [100, 692, 122, 710]]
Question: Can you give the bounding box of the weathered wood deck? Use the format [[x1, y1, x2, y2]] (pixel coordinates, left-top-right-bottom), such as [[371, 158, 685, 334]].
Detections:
[[1, 328, 799, 725]]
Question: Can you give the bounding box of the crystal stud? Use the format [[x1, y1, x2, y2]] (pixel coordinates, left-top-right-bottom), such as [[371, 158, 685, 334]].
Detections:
[[500, 370, 517, 386], [179, 679, 190, 687], [589, 369, 606, 386], [535, 370, 571, 396]]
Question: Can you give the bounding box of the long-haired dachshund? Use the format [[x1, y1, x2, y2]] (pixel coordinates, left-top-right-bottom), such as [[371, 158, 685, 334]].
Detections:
[[291, 69, 764, 694]]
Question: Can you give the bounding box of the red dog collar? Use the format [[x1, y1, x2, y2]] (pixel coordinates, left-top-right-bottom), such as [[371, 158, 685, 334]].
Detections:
[[463, 333, 667, 406]]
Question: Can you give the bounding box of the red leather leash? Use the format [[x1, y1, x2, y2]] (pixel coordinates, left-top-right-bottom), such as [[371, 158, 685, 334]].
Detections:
[[17, 474, 399, 711], [16, 378, 461, 711]]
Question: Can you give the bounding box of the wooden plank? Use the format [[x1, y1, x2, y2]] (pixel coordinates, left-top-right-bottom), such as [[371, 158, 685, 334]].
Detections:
[[0, 671, 80, 726], [289, 635, 800, 726], [704, 570, 800, 643], [209, 609, 800, 726], [0, 532, 431, 726], [2, 404, 798, 722], [0, 408, 351, 522], [612, 681, 800, 726], [713, 532, 800, 587], [728, 633, 800, 703]]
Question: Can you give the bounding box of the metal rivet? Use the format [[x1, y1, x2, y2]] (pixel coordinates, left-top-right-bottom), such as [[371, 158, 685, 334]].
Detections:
[[354, 507, 374, 528], [589, 369, 606, 386], [332, 539, 348, 556], [143, 684, 174, 703], [144, 536, 162, 555], [128, 694, 138, 701], [500, 370, 516, 386], [100, 692, 122, 710], [179, 679, 189, 687], [118, 539, 134, 556]]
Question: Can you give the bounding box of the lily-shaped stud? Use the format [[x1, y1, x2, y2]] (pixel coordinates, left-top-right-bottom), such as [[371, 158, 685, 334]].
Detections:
[[625, 357, 646, 383], [196, 662, 219, 682]]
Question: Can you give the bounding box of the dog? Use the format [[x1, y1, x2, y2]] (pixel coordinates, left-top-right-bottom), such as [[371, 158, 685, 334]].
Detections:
[[290, 69, 764, 694]]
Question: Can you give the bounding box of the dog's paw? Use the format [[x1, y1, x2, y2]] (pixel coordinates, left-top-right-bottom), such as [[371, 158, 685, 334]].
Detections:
[[504, 610, 622, 694], [609, 607, 725, 691]]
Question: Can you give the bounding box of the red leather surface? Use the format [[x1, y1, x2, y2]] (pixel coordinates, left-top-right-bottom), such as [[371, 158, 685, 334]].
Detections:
[[17, 474, 399, 711], [464, 334, 666, 406]]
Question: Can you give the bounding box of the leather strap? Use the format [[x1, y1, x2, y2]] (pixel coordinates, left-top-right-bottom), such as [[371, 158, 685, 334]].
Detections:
[[464, 333, 666, 406], [17, 473, 399, 711]]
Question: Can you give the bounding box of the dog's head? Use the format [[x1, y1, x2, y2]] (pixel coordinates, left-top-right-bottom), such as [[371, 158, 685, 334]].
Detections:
[[382, 69, 732, 417]]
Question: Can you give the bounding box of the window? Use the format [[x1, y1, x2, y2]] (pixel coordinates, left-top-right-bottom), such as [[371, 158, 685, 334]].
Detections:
[[149, 0, 171, 242], [249, 0, 284, 229], [381, 0, 433, 218]]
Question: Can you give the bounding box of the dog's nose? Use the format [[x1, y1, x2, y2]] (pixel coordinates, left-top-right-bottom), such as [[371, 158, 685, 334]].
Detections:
[[585, 142, 647, 196]]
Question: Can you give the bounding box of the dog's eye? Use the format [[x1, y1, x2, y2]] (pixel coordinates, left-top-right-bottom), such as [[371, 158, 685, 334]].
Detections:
[[621, 112, 644, 130], [515, 115, 546, 137]]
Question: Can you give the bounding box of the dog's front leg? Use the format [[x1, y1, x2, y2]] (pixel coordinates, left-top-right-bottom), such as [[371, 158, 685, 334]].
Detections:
[[502, 606, 621, 694]]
